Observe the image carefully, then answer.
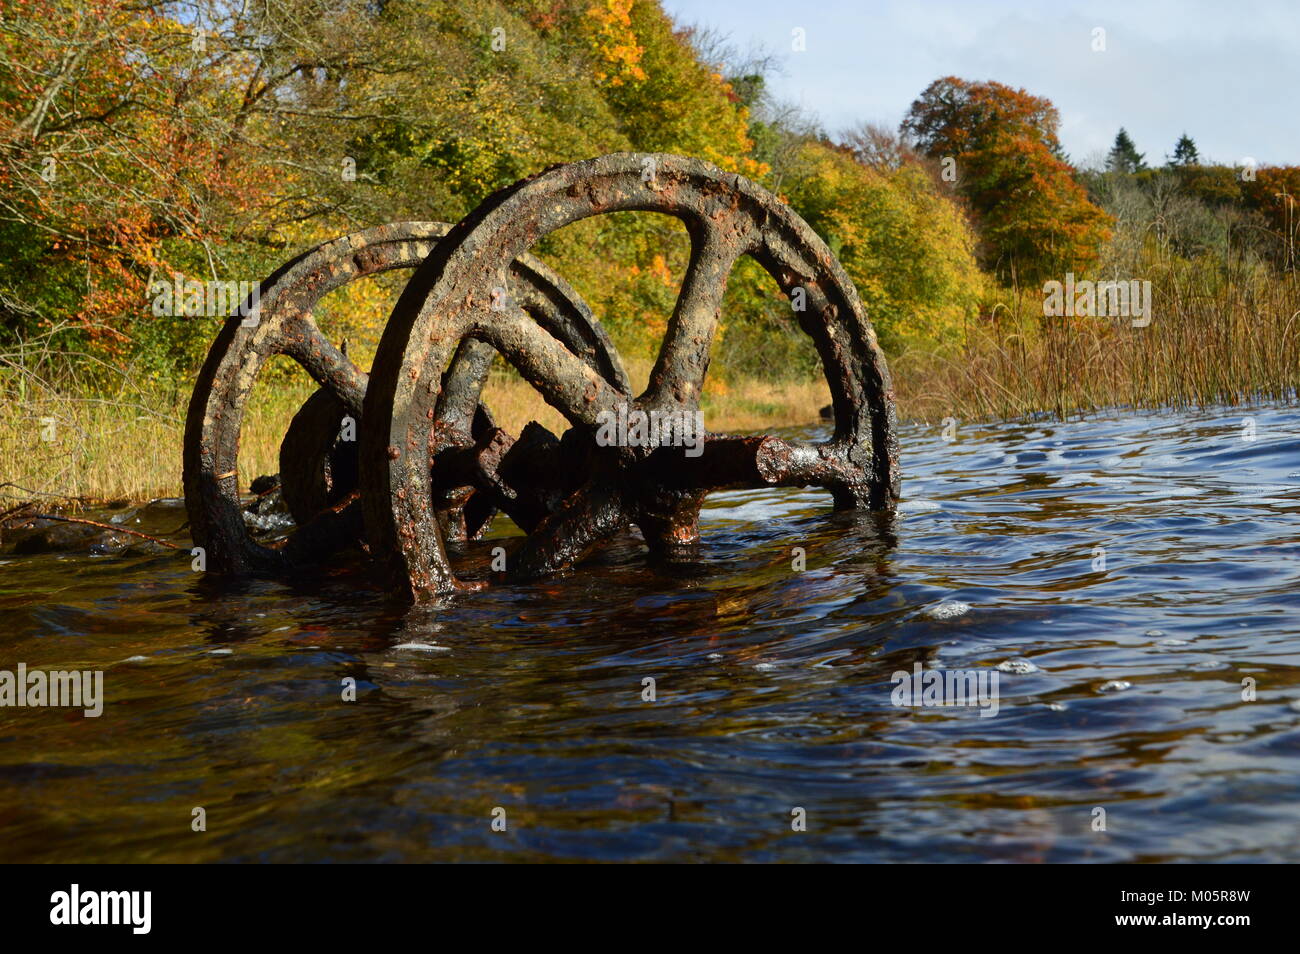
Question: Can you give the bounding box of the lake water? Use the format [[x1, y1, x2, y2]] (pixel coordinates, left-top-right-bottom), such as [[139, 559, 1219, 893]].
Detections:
[[3, 403, 1300, 862]]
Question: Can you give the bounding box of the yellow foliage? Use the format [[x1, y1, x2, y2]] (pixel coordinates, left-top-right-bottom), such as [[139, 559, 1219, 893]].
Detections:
[[585, 0, 648, 86], [648, 254, 673, 286], [781, 141, 983, 349]]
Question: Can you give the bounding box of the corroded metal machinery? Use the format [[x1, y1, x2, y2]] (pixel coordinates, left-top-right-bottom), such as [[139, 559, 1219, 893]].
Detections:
[[183, 154, 899, 601]]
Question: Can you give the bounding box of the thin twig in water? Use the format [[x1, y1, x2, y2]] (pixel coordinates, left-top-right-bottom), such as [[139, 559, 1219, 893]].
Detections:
[[29, 513, 181, 549]]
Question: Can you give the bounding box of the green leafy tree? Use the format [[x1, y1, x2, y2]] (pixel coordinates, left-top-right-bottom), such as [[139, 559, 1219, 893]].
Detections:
[[777, 140, 983, 350]]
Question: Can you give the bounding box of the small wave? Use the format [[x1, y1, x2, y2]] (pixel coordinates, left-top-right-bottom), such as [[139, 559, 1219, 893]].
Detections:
[[927, 600, 971, 619], [997, 658, 1040, 674], [1141, 485, 1203, 498], [242, 511, 295, 531]]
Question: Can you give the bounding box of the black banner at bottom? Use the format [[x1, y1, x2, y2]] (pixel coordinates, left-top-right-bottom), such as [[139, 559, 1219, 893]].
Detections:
[[3, 863, 1280, 941]]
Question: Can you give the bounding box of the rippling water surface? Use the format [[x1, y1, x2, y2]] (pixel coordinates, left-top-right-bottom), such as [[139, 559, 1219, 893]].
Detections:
[[4, 404, 1300, 862]]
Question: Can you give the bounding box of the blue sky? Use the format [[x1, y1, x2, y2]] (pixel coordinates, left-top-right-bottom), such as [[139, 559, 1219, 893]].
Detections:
[[660, 0, 1299, 167]]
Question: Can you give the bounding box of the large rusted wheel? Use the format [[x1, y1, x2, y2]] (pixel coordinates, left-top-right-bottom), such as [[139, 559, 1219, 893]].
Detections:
[[183, 221, 628, 576], [360, 154, 899, 601]]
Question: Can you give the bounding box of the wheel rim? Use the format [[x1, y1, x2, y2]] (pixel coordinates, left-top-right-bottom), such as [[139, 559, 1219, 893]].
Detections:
[[360, 155, 899, 601], [183, 221, 628, 576]]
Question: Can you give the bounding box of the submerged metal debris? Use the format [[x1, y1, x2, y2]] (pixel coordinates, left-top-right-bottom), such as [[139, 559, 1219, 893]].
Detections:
[[183, 154, 899, 601]]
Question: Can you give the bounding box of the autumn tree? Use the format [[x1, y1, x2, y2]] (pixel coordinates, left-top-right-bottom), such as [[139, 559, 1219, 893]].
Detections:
[[900, 76, 1111, 284], [1171, 164, 1241, 206], [1241, 166, 1300, 270], [0, 0, 408, 371], [776, 139, 983, 350], [842, 121, 920, 172]]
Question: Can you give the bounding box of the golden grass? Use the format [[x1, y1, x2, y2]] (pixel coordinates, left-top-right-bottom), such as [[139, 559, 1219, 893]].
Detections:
[[891, 263, 1300, 423], [479, 355, 830, 435], [0, 395, 184, 505], [0, 355, 829, 507], [0, 385, 306, 506]]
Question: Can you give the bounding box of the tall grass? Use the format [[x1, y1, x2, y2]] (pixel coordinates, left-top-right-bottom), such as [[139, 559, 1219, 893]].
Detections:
[[893, 259, 1300, 422], [0, 324, 186, 505]]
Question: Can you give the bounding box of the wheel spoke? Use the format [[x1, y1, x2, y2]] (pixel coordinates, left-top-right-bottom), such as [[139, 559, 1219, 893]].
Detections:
[[511, 260, 631, 394], [644, 225, 739, 410], [474, 306, 627, 433], [506, 479, 628, 581], [433, 337, 496, 442], [279, 313, 368, 417]]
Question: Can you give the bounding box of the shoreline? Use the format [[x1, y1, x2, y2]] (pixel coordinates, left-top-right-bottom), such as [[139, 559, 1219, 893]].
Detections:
[[5, 388, 1296, 513]]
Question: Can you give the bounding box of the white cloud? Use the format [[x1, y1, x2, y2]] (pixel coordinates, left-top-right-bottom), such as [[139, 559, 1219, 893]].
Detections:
[[663, 0, 1298, 165]]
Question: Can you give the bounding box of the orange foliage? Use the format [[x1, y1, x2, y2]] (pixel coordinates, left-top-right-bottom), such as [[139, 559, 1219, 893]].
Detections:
[[902, 76, 1111, 283]]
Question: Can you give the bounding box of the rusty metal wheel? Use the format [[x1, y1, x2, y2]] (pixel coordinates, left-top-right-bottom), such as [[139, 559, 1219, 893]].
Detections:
[[183, 221, 628, 576], [360, 154, 899, 602]]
